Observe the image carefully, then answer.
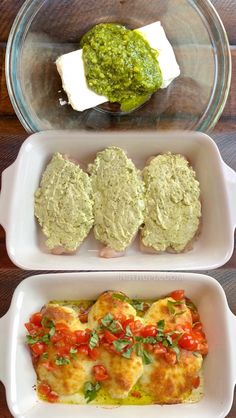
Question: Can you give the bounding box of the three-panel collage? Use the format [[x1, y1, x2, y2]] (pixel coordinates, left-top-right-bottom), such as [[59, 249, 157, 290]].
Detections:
[[0, 1, 235, 417]]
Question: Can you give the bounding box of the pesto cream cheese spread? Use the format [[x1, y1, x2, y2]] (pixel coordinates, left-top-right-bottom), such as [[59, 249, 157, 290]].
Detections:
[[81, 23, 163, 112], [141, 153, 201, 252], [34, 153, 94, 251], [88, 147, 145, 252]]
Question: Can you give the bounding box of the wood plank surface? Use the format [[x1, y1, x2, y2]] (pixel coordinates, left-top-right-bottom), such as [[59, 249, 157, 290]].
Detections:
[[0, 1, 236, 417]]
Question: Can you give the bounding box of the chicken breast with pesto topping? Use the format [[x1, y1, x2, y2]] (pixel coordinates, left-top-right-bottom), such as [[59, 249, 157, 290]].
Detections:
[[88, 147, 145, 257], [34, 153, 94, 254], [141, 153, 201, 253]]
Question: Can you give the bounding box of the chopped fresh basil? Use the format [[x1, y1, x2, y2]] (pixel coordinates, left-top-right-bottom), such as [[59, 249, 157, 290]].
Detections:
[[41, 334, 50, 345], [125, 325, 133, 337], [113, 339, 130, 352], [69, 347, 78, 359], [143, 336, 156, 344], [84, 381, 101, 403], [134, 342, 143, 357], [167, 300, 176, 315], [186, 300, 197, 312], [41, 316, 54, 329], [162, 339, 168, 347], [49, 326, 56, 337], [167, 300, 185, 316], [122, 347, 133, 359], [166, 335, 173, 345], [172, 345, 181, 362], [112, 293, 150, 312], [112, 293, 129, 302], [108, 320, 123, 334], [70, 347, 78, 354], [41, 352, 48, 360], [100, 313, 123, 334], [89, 330, 99, 350], [157, 319, 165, 332], [26, 335, 38, 345], [174, 310, 186, 317], [142, 349, 153, 365], [55, 356, 70, 366], [101, 313, 114, 327], [131, 300, 150, 312]]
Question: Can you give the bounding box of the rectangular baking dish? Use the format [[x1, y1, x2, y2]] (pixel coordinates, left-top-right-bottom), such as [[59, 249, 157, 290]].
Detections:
[[0, 271, 235, 418], [0, 130, 235, 270]]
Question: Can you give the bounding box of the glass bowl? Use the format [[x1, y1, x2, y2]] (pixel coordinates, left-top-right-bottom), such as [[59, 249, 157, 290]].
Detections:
[[6, 0, 231, 133]]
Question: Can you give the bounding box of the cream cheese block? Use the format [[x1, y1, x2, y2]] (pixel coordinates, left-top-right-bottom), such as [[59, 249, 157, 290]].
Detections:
[[56, 21, 180, 112]]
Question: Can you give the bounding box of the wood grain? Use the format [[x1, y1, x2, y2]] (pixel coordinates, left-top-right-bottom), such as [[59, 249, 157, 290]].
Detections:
[[212, 0, 236, 44]]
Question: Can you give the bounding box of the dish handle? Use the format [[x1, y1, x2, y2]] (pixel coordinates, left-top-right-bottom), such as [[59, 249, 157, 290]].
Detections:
[[223, 162, 236, 231], [229, 311, 236, 386], [0, 312, 10, 384], [0, 162, 17, 230]]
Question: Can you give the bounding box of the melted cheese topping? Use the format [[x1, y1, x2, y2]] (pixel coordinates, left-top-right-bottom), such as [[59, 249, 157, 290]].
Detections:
[[140, 350, 203, 404], [144, 297, 192, 332], [31, 293, 206, 405]]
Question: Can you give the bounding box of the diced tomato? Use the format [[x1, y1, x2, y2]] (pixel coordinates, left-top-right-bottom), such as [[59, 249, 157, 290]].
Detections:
[[178, 332, 198, 351], [164, 350, 177, 365], [51, 332, 64, 344], [170, 290, 185, 301], [193, 322, 203, 332], [103, 342, 117, 354], [75, 329, 90, 345], [197, 341, 208, 356], [88, 347, 100, 360], [55, 323, 69, 332], [140, 325, 157, 338], [77, 344, 89, 356], [65, 331, 77, 346], [122, 316, 134, 329], [190, 310, 200, 323], [93, 365, 109, 381], [56, 345, 71, 357], [42, 361, 56, 372], [114, 313, 127, 323], [47, 391, 59, 403], [192, 376, 200, 389], [31, 342, 47, 356], [152, 342, 167, 355], [38, 382, 51, 397], [30, 312, 43, 327], [52, 327, 77, 347], [128, 320, 143, 335], [25, 322, 41, 335], [193, 330, 206, 342], [79, 312, 88, 323], [131, 391, 141, 398], [104, 330, 118, 343]]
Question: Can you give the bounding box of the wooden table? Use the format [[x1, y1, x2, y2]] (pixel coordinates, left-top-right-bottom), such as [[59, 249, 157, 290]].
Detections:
[[0, 0, 236, 416]]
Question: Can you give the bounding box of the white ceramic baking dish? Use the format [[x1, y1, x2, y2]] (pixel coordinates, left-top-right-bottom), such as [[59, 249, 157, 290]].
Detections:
[[0, 131, 236, 270], [0, 271, 235, 418]]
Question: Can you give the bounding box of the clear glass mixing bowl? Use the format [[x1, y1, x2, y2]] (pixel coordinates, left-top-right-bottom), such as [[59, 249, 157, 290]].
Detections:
[[6, 0, 231, 132]]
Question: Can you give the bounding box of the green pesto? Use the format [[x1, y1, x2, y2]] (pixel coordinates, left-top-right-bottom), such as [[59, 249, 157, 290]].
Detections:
[[142, 153, 201, 252], [81, 23, 163, 111], [34, 153, 94, 251], [88, 147, 145, 252]]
